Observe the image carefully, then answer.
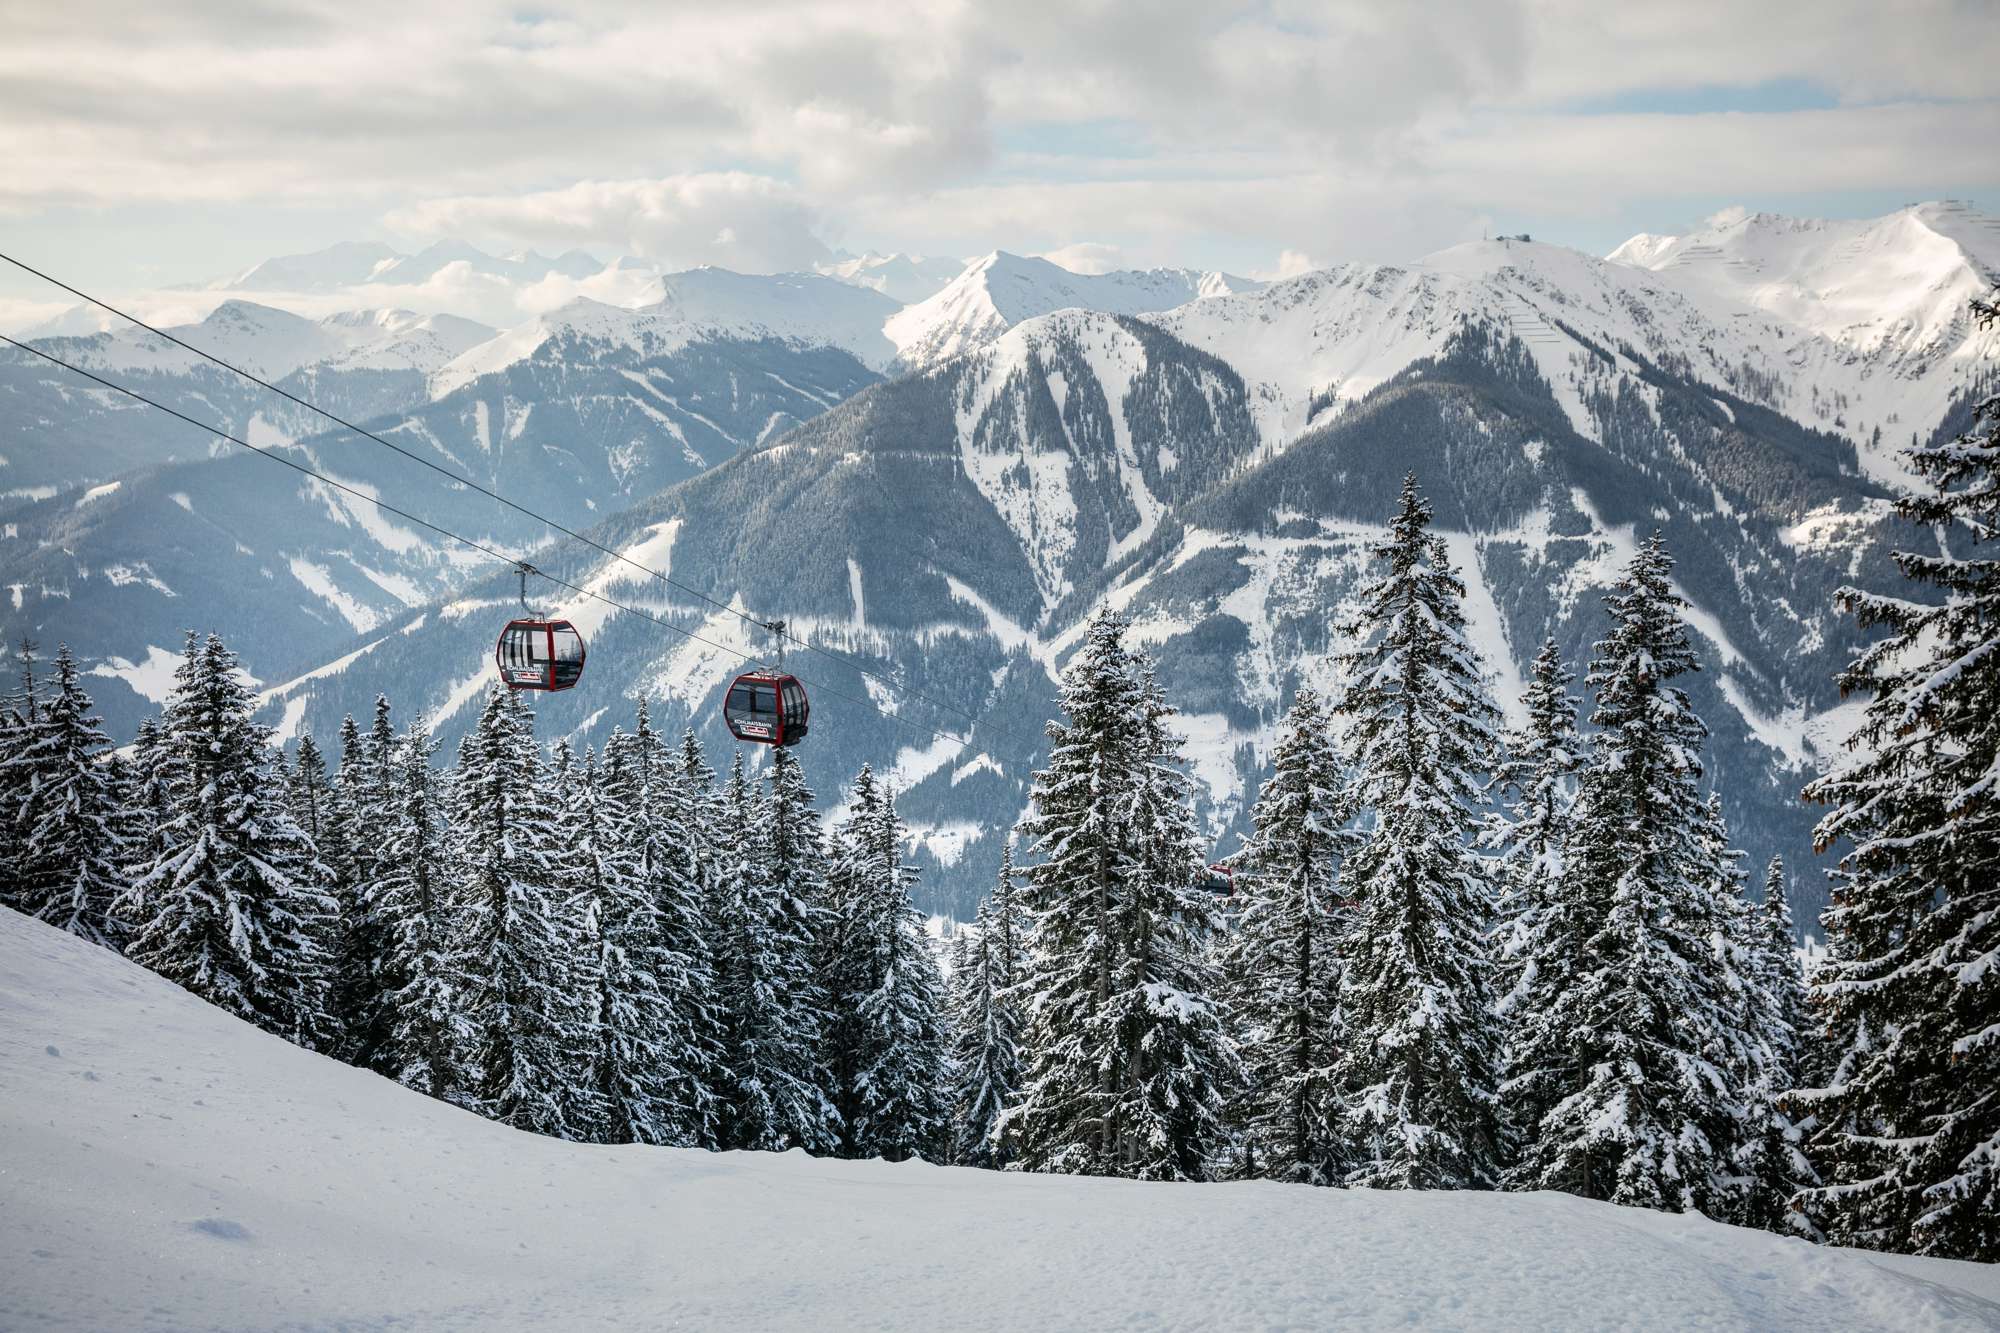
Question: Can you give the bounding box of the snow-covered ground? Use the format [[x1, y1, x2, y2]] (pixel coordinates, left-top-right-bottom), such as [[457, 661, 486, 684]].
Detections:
[[3, 910, 1997, 1331]]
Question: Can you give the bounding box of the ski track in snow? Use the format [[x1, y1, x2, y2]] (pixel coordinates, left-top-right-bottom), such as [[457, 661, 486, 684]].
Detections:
[[4, 911, 1999, 1332]]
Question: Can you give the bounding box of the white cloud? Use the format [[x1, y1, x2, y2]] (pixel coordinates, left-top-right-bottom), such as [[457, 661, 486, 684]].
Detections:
[[0, 0, 1993, 288], [1262, 249, 1320, 281], [387, 173, 832, 274], [1033, 243, 1128, 275]]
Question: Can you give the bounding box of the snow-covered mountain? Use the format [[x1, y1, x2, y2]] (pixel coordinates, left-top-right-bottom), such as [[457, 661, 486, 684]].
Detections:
[[1159, 220, 1999, 486], [886, 251, 1262, 367], [33, 300, 496, 382], [7, 909, 1996, 1330], [0, 312, 883, 734], [0, 304, 501, 499], [9, 202, 1998, 924], [252, 281, 1913, 923], [1604, 200, 2000, 481], [815, 252, 966, 305]]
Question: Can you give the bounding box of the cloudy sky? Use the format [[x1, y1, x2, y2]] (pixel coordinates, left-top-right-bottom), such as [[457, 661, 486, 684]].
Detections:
[[2, 0, 1996, 324]]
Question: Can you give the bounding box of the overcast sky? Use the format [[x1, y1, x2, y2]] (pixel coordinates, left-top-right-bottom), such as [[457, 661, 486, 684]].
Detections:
[[2, 0, 1996, 323]]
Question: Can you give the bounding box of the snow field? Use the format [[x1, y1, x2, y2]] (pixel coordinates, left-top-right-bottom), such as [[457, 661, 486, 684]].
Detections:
[[3, 909, 1997, 1332]]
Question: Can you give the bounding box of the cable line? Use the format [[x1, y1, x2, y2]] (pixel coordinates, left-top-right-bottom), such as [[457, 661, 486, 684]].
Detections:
[[0, 331, 987, 753], [0, 250, 1003, 737]]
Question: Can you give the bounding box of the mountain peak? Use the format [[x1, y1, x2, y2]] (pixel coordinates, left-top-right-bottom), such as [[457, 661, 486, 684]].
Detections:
[[886, 252, 1263, 368], [201, 298, 314, 329], [1603, 200, 1999, 376]]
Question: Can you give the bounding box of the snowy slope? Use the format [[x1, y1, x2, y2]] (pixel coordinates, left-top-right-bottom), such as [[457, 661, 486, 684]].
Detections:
[[888, 251, 1261, 367], [4, 909, 1998, 1332], [315, 309, 499, 373], [1608, 201, 2000, 361]]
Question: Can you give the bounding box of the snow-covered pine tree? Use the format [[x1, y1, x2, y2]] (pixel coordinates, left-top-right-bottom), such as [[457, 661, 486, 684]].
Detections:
[[986, 838, 1030, 995], [5, 645, 129, 945], [123, 633, 337, 1045], [452, 686, 592, 1138], [1697, 792, 1767, 1090], [1737, 855, 1817, 1234], [1006, 611, 1149, 1177], [822, 765, 951, 1161], [128, 717, 171, 846], [1007, 610, 1236, 1181], [1757, 858, 1811, 1079], [1505, 535, 1743, 1214], [949, 845, 1028, 1167], [1331, 476, 1503, 1190], [569, 738, 697, 1145], [1795, 293, 2000, 1260], [600, 704, 722, 1148], [0, 638, 43, 913], [373, 720, 467, 1103], [330, 704, 400, 1071], [1122, 663, 1240, 1179], [283, 730, 353, 1056], [549, 740, 611, 1140], [287, 735, 336, 849], [710, 749, 837, 1152], [1486, 637, 1581, 1016], [1216, 686, 1355, 1184]]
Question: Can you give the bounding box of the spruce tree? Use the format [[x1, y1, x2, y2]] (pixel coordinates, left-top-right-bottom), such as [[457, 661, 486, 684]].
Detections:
[[949, 845, 1028, 1166], [128, 717, 172, 855], [1796, 294, 2000, 1260], [1486, 637, 1581, 1016], [452, 687, 591, 1137], [1738, 856, 1817, 1234], [1216, 686, 1355, 1184], [823, 766, 951, 1161], [116, 717, 174, 920], [374, 720, 467, 1102], [0, 638, 43, 913], [6, 645, 129, 945], [1007, 610, 1236, 1181], [601, 704, 723, 1147], [331, 708, 397, 1070], [123, 633, 336, 1045], [287, 735, 336, 850], [1331, 476, 1503, 1189], [1505, 535, 1743, 1213], [711, 749, 837, 1152], [569, 739, 705, 1146]]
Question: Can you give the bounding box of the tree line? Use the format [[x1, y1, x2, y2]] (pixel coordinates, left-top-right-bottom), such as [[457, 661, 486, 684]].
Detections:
[[0, 642, 952, 1158], [1, 296, 1993, 1261]]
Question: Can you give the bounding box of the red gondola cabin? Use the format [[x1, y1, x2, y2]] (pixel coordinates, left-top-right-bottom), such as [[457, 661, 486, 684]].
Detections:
[[496, 618, 585, 691], [723, 670, 809, 746]]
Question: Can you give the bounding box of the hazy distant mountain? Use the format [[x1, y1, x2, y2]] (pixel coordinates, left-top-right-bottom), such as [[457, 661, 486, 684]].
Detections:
[[816, 253, 968, 306], [223, 239, 602, 293]]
